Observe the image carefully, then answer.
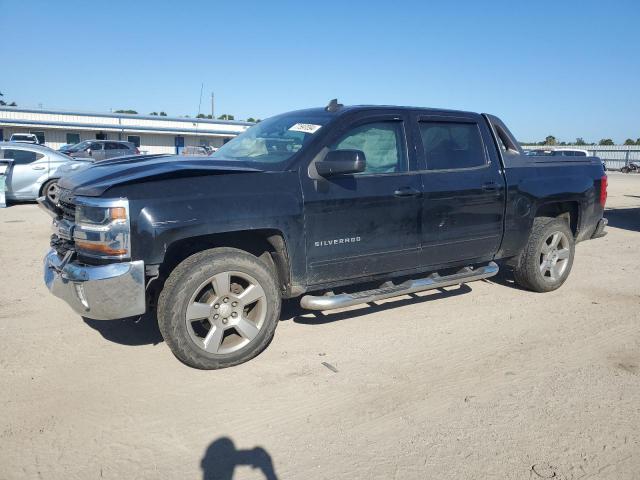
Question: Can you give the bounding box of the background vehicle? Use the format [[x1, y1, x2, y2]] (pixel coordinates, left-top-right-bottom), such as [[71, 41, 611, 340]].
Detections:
[[66, 140, 139, 160], [42, 103, 608, 370], [58, 144, 77, 154], [620, 162, 639, 173], [0, 142, 76, 203], [9, 133, 40, 144], [180, 146, 212, 156]]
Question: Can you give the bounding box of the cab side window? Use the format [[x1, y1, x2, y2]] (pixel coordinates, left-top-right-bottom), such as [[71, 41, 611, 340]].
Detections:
[[419, 122, 486, 170], [331, 121, 406, 174]]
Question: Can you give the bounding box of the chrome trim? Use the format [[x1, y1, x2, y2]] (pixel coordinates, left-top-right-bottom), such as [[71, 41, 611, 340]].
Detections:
[[300, 262, 499, 311], [43, 249, 145, 320]]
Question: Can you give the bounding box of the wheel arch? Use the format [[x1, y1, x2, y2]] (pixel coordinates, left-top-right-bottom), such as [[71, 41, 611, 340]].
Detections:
[[533, 200, 581, 237], [159, 229, 292, 295]]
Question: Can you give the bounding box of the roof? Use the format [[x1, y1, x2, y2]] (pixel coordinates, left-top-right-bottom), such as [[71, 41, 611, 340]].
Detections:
[[0, 141, 57, 152], [283, 104, 479, 117], [0, 106, 254, 126]]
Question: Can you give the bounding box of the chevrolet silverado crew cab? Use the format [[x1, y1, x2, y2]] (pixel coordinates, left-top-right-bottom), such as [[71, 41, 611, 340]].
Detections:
[[40, 101, 608, 369]]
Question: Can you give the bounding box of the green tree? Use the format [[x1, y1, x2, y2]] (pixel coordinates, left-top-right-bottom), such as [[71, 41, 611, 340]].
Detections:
[[160, 112, 167, 116], [149, 112, 158, 115], [636, 138, 640, 145], [599, 138, 614, 146], [114, 109, 138, 114], [246, 117, 256, 122], [543, 135, 557, 146], [196, 113, 207, 118], [0, 91, 17, 107], [218, 114, 235, 120], [624, 138, 635, 145], [575, 137, 586, 145]]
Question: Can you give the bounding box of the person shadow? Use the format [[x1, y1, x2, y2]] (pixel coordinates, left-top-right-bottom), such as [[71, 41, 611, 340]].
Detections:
[[201, 437, 278, 480]]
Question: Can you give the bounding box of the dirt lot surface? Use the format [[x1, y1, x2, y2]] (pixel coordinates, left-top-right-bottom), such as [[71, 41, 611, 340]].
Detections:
[[0, 173, 638, 480]]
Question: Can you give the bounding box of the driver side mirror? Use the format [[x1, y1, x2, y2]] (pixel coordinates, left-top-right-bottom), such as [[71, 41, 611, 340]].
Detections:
[[316, 150, 366, 177]]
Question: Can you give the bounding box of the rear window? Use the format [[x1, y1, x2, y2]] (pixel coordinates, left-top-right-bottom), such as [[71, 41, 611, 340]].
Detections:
[[419, 122, 486, 170]]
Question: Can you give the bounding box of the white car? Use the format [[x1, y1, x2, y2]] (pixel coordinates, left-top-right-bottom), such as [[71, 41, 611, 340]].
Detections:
[[9, 133, 40, 144], [0, 142, 83, 204]]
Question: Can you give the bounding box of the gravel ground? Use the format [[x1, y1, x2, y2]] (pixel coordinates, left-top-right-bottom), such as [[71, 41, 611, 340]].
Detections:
[[0, 173, 638, 480]]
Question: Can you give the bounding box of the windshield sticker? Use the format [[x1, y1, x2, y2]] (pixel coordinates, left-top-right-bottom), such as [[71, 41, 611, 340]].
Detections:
[[289, 123, 322, 134]]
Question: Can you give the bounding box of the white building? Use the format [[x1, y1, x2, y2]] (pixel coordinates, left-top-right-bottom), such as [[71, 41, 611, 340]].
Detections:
[[0, 106, 252, 154]]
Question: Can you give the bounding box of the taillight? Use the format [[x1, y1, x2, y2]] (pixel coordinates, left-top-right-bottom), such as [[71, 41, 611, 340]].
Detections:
[[599, 175, 607, 207]]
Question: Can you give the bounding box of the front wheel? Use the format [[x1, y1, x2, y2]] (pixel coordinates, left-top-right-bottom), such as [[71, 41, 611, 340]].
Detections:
[[513, 217, 575, 293], [158, 248, 281, 369]]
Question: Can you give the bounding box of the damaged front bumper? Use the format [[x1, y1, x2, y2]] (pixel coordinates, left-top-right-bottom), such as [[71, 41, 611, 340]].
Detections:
[[43, 249, 146, 320]]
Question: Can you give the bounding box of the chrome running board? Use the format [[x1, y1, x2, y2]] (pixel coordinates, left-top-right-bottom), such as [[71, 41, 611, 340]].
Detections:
[[300, 262, 499, 311]]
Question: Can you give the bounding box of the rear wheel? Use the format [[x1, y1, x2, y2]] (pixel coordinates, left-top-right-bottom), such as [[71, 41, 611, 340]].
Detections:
[[513, 217, 575, 293], [157, 248, 281, 369], [41, 179, 60, 205]]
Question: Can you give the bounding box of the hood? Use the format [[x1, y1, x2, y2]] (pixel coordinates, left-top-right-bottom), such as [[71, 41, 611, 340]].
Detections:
[[58, 154, 263, 196]]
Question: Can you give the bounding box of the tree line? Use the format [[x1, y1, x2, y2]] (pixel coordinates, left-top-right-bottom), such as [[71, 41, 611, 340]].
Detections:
[[113, 109, 260, 122], [522, 135, 640, 146]]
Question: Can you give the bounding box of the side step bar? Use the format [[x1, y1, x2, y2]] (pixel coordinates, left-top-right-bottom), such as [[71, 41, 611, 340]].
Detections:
[[300, 262, 499, 311]]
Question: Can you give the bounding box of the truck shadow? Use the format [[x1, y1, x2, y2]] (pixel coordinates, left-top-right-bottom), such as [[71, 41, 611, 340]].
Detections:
[[83, 312, 164, 346], [284, 284, 472, 325], [82, 284, 479, 344], [605, 206, 640, 232]]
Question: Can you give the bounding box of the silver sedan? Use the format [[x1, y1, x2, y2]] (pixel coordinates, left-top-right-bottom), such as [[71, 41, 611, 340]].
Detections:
[[0, 142, 82, 204]]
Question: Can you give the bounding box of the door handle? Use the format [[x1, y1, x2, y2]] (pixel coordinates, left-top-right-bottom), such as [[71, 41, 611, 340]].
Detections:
[[32, 165, 46, 170], [394, 187, 421, 198], [481, 182, 499, 192]]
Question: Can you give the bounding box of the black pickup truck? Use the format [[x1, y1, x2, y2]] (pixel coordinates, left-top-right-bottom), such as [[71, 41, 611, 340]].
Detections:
[[40, 101, 608, 369]]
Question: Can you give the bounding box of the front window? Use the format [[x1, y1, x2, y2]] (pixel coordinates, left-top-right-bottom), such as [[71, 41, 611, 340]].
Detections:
[[330, 121, 407, 174], [211, 112, 332, 165]]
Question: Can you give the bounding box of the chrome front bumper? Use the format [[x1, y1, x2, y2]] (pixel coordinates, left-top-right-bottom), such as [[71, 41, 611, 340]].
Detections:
[[44, 249, 146, 320]]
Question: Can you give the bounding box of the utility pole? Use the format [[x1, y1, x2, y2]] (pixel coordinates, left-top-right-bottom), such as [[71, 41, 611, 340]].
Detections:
[[211, 92, 215, 119]]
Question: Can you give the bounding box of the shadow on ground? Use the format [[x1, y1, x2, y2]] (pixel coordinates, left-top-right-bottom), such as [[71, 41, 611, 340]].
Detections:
[[284, 284, 472, 325], [201, 437, 278, 480], [83, 312, 163, 346], [605, 206, 640, 233]]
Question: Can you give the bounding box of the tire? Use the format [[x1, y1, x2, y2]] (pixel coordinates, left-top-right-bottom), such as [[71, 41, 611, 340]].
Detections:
[[41, 179, 60, 205], [157, 247, 281, 369], [513, 217, 575, 293], [621, 167, 629, 174]]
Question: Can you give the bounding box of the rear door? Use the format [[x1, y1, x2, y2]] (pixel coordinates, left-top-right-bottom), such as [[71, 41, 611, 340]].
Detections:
[[301, 111, 423, 285], [89, 142, 105, 160], [413, 112, 505, 266], [104, 142, 123, 159]]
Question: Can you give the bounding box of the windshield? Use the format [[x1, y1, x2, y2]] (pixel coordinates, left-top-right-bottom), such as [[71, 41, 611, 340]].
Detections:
[[67, 140, 92, 152], [211, 112, 332, 165]]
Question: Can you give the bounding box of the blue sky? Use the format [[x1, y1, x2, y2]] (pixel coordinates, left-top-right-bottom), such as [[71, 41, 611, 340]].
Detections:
[[3, 0, 639, 142]]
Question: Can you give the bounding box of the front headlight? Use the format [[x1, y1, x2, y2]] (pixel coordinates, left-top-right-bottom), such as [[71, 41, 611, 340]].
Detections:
[[73, 198, 131, 259]]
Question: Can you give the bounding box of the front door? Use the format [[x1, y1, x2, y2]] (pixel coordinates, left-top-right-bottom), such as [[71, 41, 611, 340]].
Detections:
[[1, 148, 43, 198], [413, 113, 505, 266], [301, 113, 423, 286]]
